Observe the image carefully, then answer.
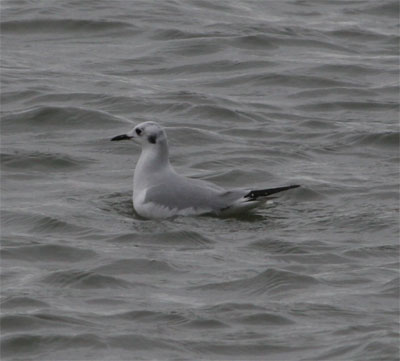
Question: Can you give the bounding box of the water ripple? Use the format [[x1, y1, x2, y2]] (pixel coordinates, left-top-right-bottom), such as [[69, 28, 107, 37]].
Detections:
[[1, 18, 135, 34], [193, 268, 319, 295], [41, 270, 134, 289], [1, 244, 97, 263]]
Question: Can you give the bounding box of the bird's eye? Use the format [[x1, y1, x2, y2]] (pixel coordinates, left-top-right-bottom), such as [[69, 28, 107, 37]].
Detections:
[[135, 128, 142, 136]]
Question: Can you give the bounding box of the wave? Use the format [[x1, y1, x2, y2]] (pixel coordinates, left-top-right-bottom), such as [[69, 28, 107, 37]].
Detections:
[[289, 87, 378, 100], [1, 333, 106, 360], [196, 301, 296, 327], [328, 26, 398, 41], [109, 230, 215, 249], [1, 211, 93, 236], [247, 239, 311, 254], [183, 338, 292, 358], [203, 72, 358, 89], [107, 334, 180, 352], [92, 258, 180, 275], [150, 27, 223, 40], [317, 131, 400, 151], [150, 57, 269, 73], [1, 312, 91, 333], [344, 131, 400, 149], [183, 318, 228, 329], [1, 18, 135, 35], [1, 244, 97, 263], [296, 101, 398, 112], [2, 105, 126, 132], [344, 0, 399, 17], [103, 310, 188, 326], [1, 151, 92, 171], [309, 63, 388, 76], [273, 253, 351, 265], [313, 338, 398, 361], [379, 277, 400, 298], [344, 244, 400, 259], [1, 296, 49, 310], [237, 312, 294, 326], [193, 268, 319, 295], [41, 270, 133, 289], [229, 34, 279, 50], [179, 104, 256, 123]]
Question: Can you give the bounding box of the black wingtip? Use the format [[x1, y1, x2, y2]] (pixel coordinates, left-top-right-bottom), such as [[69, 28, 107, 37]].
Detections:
[[245, 185, 300, 200]]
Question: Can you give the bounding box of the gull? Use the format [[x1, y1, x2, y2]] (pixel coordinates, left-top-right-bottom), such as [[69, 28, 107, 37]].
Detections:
[[111, 122, 299, 219]]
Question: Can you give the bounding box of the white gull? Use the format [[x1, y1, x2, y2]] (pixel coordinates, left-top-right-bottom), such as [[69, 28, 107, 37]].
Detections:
[[111, 121, 299, 219]]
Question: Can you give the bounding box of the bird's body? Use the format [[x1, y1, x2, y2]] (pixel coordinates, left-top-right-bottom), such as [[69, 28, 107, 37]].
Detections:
[[111, 122, 299, 219]]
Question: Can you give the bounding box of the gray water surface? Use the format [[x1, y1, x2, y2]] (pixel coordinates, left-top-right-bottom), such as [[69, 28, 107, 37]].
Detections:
[[1, 0, 399, 360]]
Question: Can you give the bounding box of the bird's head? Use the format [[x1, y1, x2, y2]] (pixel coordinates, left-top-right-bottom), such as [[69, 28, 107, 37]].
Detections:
[[111, 121, 166, 147]]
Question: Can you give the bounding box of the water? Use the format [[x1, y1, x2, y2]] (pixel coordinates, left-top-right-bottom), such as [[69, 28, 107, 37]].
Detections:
[[1, 0, 399, 360]]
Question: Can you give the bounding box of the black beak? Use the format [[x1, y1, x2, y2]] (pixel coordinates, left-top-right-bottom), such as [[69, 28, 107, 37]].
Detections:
[[111, 134, 132, 141]]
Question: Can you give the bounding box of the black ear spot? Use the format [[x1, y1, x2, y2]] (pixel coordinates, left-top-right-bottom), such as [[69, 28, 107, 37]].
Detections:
[[148, 135, 157, 144]]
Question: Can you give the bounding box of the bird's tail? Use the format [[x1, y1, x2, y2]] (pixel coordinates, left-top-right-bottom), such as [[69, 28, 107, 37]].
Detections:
[[244, 185, 300, 201]]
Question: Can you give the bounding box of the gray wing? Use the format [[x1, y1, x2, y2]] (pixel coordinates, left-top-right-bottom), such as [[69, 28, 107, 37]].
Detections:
[[143, 175, 246, 213]]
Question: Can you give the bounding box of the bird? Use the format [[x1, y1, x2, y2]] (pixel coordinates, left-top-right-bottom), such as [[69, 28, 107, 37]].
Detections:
[[111, 121, 299, 219]]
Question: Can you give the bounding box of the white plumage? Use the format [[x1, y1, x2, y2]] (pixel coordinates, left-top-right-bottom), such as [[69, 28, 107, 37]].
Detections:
[[111, 122, 299, 219]]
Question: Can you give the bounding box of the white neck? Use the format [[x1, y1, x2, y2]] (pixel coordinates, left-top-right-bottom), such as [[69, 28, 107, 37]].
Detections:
[[133, 138, 171, 192]]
